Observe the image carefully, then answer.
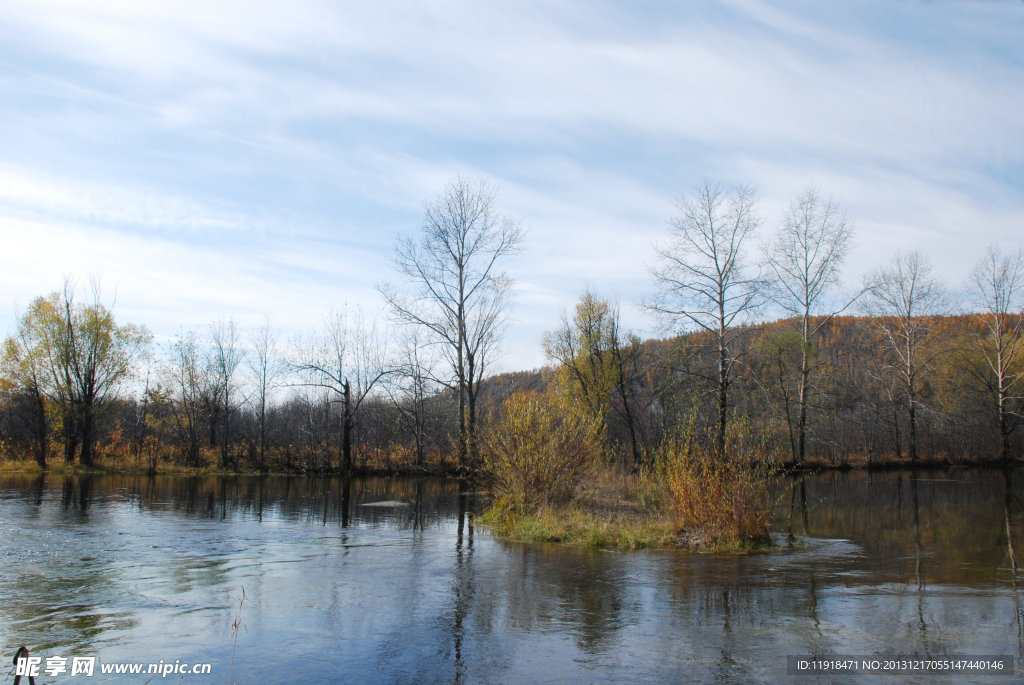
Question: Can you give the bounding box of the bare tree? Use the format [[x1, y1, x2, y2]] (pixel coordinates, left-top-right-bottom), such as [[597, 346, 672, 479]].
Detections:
[[166, 331, 205, 467], [379, 175, 524, 471], [967, 243, 1024, 462], [248, 314, 281, 471], [292, 306, 388, 472], [863, 251, 952, 462], [209, 318, 245, 468], [384, 329, 439, 469], [764, 185, 854, 464], [645, 181, 763, 453]]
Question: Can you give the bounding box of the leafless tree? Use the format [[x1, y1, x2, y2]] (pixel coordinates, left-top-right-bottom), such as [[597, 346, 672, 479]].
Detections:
[[248, 314, 282, 471], [967, 243, 1024, 462], [166, 331, 205, 467], [764, 185, 855, 463], [863, 251, 952, 462], [292, 306, 388, 472], [384, 328, 439, 469], [209, 318, 245, 468], [645, 181, 763, 453], [379, 175, 524, 471]]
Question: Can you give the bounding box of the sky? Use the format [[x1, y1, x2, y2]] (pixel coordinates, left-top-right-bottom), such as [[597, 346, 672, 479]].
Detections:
[[1, 0, 1022, 373]]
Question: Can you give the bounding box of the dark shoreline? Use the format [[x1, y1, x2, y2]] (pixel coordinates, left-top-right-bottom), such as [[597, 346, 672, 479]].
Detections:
[[2, 454, 1022, 479]]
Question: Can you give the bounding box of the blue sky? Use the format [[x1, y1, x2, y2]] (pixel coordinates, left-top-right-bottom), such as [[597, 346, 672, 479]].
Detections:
[[2, 0, 1022, 371]]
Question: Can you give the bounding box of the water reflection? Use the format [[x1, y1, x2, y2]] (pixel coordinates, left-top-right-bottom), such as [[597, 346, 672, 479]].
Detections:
[[0, 468, 1021, 684]]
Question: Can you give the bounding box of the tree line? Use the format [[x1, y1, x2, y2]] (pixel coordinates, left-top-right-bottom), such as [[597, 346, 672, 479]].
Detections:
[[1, 177, 1021, 472]]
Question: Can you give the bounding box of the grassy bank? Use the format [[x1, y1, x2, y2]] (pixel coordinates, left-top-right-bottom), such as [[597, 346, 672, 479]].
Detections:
[[480, 469, 679, 550]]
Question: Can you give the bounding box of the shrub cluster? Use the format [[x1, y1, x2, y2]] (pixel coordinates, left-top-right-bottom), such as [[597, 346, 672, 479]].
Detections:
[[480, 391, 600, 512], [662, 418, 776, 548]]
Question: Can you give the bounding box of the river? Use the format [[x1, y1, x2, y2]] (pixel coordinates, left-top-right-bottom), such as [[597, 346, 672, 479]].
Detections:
[[0, 469, 1021, 683]]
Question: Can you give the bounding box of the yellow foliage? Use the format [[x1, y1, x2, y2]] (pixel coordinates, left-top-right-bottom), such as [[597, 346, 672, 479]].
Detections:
[[662, 417, 775, 548], [481, 391, 600, 511]]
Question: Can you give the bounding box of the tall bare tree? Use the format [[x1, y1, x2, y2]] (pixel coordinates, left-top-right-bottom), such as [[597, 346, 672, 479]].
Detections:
[[764, 186, 854, 464], [863, 251, 952, 462], [646, 181, 763, 453], [967, 243, 1024, 462], [248, 314, 281, 471], [292, 307, 387, 472], [166, 331, 206, 467], [210, 318, 245, 468], [379, 175, 524, 471]]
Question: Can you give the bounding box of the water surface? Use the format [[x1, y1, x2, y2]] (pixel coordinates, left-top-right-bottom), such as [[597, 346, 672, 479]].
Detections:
[[0, 469, 1021, 683]]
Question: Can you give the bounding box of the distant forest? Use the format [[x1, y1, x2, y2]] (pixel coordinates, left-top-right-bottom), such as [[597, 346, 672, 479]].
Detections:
[[2, 178, 1022, 471]]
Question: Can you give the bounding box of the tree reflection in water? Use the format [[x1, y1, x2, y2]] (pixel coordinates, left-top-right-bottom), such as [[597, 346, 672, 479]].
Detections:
[[0, 468, 1020, 684]]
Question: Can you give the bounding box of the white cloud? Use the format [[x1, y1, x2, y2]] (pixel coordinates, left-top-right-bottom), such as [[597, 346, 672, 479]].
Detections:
[[0, 0, 1022, 370]]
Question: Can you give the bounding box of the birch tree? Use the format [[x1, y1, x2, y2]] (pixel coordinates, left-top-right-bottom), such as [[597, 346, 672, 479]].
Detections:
[[210, 318, 244, 468], [863, 251, 951, 462], [167, 331, 206, 467], [646, 181, 763, 454], [384, 329, 439, 469], [967, 243, 1024, 462], [248, 314, 281, 471], [764, 186, 854, 463]]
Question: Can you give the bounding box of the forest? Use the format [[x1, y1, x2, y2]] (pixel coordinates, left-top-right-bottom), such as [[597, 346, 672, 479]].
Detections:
[[2, 178, 1022, 478]]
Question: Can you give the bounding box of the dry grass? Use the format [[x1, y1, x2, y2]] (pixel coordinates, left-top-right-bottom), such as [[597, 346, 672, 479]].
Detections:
[[481, 467, 673, 551], [480, 468, 677, 550], [0, 439, 463, 475]]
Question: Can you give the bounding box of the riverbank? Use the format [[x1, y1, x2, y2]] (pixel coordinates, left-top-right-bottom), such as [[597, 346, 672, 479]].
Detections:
[[2, 439, 1020, 479], [477, 468, 781, 552], [781, 453, 1023, 471], [479, 469, 679, 550], [0, 452, 462, 477]]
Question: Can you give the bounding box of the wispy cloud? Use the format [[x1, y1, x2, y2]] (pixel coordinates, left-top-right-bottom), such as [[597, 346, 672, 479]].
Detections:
[[1, 0, 1022, 368]]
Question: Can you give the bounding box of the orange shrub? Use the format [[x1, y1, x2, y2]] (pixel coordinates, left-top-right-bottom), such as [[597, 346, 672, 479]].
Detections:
[[663, 418, 775, 547]]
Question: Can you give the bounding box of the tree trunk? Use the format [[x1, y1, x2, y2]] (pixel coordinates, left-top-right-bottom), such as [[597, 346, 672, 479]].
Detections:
[[467, 367, 478, 470], [33, 392, 47, 469], [908, 395, 918, 463], [797, 341, 810, 464], [79, 407, 94, 467], [998, 384, 1009, 463], [342, 380, 353, 472], [717, 336, 728, 456]]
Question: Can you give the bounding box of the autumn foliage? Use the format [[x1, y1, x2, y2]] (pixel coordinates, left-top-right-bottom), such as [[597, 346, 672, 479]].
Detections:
[[480, 391, 600, 511]]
